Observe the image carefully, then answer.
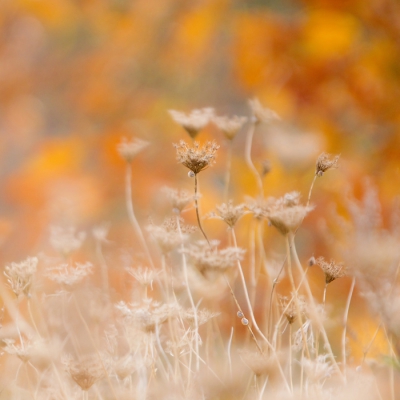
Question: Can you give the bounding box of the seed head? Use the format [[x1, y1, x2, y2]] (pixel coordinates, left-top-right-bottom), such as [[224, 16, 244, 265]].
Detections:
[[117, 137, 149, 163], [169, 108, 214, 139], [208, 201, 247, 228], [162, 187, 195, 214], [182, 240, 245, 275], [316, 257, 346, 284], [4, 256, 38, 298], [248, 98, 280, 124], [315, 152, 340, 177], [50, 226, 86, 256], [173, 140, 219, 175], [63, 355, 105, 391], [45, 261, 93, 286], [213, 115, 248, 140], [264, 192, 314, 235]]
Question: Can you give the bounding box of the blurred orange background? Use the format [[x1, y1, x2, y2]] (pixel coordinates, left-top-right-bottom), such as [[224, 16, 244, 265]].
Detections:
[[1, 0, 399, 362]]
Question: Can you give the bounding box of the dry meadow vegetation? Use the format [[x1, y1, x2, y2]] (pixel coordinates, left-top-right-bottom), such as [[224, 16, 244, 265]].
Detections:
[[1, 100, 400, 400], [1, 1, 400, 399]]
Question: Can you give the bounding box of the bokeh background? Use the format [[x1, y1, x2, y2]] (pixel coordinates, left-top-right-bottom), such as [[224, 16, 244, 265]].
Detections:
[[1, 0, 400, 364]]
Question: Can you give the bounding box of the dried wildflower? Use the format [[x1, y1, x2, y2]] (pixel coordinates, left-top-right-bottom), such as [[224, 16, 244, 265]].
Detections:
[[126, 266, 160, 288], [248, 98, 280, 124], [245, 196, 269, 220], [63, 355, 105, 391], [292, 319, 314, 352], [317, 257, 346, 284], [116, 298, 180, 333], [301, 354, 334, 383], [50, 226, 86, 256], [147, 217, 196, 253], [208, 201, 247, 228], [92, 223, 110, 243], [279, 296, 297, 325], [2, 338, 41, 363], [183, 240, 245, 275], [162, 187, 195, 214], [166, 327, 202, 357], [240, 350, 279, 376], [45, 262, 93, 286], [315, 152, 340, 177], [4, 256, 38, 298], [117, 137, 149, 163], [264, 192, 314, 235], [213, 115, 248, 140], [173, 140, 219, 175], [308, 256, 316, 267], [182, 308, 220, 326], [169, 108, 214, 139]]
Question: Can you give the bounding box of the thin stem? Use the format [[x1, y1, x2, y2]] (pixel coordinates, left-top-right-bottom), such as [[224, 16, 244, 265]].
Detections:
[[230, 229, 291, 393], [342, 276, 356, 379], [227, 327, 234, 379], [224, 277, 263, 354], [315, 283, 328, 357], [289, 233, 344, 381], [72, 294, 118, 400], [95, 240, 109, 295], [307, 174, 318, 208], [125, 163, 154, 268], [285, 235, 311, 360], [224, 140, 233, 202], [244, 122, 263, 196], [194, 174, 210, 245], [289, 324, 293, 392], [176, 216, 200, 372]]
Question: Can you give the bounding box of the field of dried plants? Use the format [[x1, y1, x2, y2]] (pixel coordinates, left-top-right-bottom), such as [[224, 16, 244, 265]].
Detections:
[[1, 1, 400, 399]]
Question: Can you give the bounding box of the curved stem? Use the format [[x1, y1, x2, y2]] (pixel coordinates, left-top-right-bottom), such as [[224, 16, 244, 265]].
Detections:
[[244, 122, 263, 197], [194, 174, 210, 245], [125, 163, 154, 268], [224, 141, 233, 202], [176, 216, 200, 372], [231, 229, 291, 393], [289, 233, 344, 381], [342, 276, 355, 378]]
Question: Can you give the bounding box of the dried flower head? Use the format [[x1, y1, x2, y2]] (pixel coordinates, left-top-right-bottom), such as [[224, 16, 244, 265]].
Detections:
[[182, 308, 220, 326], [117, 137, 149, 163], [173, 140, 219, 175], [279, 296, 298, 325], [162, 187, 195, 214], [50, 226, 86, 256], [116, 298, 180, 333], [248, 98, 280, 124], [92, 223, 110, 243], [245, 196, 269, 220], [213, 115, 248, 140], [240, 350, 280, 376], [126, 266, 160, 289], [3, 338, 41, 363], [169, 108, 214, 139], [265, 192, 314, 235], [63, 355, 105, 391], [45, 262, 93, 286], [147, 217, 196, 253], [301, 354, 334, 383], [315, 152, 340, 177], [261, 160, 272, 177], [316, 257, 346, 284], [207, 201, 247, 228], [4, 256, 38, 298], [183, 240, 245, 275]]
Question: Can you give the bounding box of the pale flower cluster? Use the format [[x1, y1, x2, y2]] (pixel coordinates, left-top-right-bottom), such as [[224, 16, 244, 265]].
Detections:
[[4, 256, 38, 298]]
